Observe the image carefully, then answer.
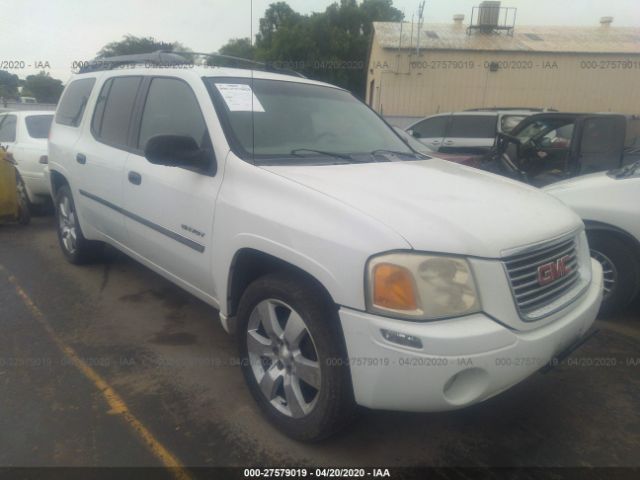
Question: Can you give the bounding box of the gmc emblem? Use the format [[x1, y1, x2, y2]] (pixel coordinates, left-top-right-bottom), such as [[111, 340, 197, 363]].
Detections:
[[537, 255, 572, 286]]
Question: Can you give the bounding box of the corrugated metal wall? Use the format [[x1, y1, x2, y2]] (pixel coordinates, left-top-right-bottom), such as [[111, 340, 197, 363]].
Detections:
[[367, 42, 640, 116]]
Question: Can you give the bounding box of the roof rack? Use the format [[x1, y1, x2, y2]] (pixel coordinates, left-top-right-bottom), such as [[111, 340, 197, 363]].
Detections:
[[464, 107, 558, 112], [77, 51, 306, 78]]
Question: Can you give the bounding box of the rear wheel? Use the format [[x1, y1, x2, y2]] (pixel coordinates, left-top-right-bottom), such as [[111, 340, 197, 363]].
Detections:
[[237, 272, 357, 441], [55, 185, 103, 264], [16, 176, 31, 225], [588, 231, 640, 316]]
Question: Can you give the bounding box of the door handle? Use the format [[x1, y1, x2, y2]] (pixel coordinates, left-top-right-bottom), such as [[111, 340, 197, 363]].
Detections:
[[128, 171, 142, 185], [76, 153, 86, 164], [443, 140, 454, 145]]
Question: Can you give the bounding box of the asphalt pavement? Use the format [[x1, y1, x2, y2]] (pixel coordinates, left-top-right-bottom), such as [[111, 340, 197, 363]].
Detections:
[[0, 216, 639, 473]]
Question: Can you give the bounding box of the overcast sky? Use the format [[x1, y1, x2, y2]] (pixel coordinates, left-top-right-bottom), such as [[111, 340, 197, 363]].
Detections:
[[1, 0, 639, 83]]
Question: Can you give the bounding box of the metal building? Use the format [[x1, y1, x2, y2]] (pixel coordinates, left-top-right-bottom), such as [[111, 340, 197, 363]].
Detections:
[[366, 4, 640, 125]]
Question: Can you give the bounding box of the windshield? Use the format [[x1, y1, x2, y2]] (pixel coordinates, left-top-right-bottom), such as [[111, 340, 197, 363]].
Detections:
[[25, 114, 53, 139], [205, 77, 413, 163]]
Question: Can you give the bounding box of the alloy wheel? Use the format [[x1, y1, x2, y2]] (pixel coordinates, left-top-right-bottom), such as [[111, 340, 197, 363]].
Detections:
[[591, 249, 617, 300], [58, 194, 78, 255], [246, 299, 321, 418]]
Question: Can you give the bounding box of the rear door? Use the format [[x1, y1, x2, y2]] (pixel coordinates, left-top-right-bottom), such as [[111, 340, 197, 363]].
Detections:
[[12, 114, 52, 194], [122, 76, 220, 295], [75, 75, 143, 244], [441, 114, 497, 154], [407, 115, 449, 151], [573, 115, 626, 175]]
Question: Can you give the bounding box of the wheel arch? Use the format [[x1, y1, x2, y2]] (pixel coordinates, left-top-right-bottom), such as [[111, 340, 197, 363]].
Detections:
[[584, 220, 640, 259], [49, 169, 70, 196], [225, 248, 338, 331]]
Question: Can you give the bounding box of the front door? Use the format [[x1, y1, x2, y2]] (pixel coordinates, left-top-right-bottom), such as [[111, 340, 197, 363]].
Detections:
[[122, 77, 222, 295]]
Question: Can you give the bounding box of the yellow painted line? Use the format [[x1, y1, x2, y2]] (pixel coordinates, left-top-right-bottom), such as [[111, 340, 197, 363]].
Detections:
[[0, 264, 192, 480]]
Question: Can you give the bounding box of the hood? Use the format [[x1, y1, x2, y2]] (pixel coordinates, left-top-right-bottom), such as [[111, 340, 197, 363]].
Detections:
[[543, 171, 612, 193], [263, 159, 582, 258]]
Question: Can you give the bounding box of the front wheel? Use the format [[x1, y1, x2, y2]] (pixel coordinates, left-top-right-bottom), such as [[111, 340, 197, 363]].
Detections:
[[55, 185, 103, 264], [237, 272, 357, 441], [588, 231, 640, 316]]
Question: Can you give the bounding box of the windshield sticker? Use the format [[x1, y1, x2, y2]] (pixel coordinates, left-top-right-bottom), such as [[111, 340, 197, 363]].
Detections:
[[215, 83, 265, 112]]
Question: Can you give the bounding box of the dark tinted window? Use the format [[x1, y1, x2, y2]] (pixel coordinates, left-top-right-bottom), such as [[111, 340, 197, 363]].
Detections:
[[581, 118, 621, 154], [449, 115, 496, 138], [138, 78, 207, 150], [412, 116, 448, 138], [92, 76, 142, 147], [55, 78, 96, 127], [0, 114, 17, 142], [25, 114, 53, 139]]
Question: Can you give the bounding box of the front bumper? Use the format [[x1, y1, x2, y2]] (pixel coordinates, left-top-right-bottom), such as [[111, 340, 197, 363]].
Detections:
[[339, 259, 603, 411]]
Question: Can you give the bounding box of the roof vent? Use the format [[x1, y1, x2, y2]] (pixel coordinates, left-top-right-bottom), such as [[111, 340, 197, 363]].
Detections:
[[600, 16, 613, 27], [453, 14, 465, 24]]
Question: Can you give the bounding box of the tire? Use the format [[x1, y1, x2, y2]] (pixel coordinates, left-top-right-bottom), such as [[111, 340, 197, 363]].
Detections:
[[237, 272, 357, 441], [588, 231, 640, 316], [16, 175, 31, 225], [55, 185, 103, 264]]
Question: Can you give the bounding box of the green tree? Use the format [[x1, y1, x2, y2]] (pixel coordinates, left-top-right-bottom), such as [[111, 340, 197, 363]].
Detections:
[[22, 71, 64, 103], [97, 34, 190, 58], [251, 0, 403, 98], [218, 38, 256, 60], [0, 70, 20, 100]]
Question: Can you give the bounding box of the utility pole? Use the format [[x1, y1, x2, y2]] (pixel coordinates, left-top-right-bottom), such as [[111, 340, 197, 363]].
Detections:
[[416, 0, 425, 56]]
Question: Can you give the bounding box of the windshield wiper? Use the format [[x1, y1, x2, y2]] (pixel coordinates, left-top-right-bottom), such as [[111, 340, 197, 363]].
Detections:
[[371, 149, 426, 159], [290, 148, 352, 160]]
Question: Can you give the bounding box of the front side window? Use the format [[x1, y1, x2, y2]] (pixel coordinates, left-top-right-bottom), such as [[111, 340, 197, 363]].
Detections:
[[205, 77, 413, 163], [0, 114, 17, 142], [55, 78, 96, 127], [138, 78, 207, 150], [412, 116, 449, 138], [448, 115, 496, 138], [25, 114, 53, 139], [92, 76, 142, 147]]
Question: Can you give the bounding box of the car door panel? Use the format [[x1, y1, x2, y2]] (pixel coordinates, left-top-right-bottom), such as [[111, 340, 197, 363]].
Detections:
[[408, 115, 449, 151], [121, 76, 222, 294], [441, 115, 497, 154]]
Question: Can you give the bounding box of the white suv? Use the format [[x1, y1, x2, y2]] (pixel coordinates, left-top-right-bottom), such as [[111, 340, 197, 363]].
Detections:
[[48, 54, 603, 441]]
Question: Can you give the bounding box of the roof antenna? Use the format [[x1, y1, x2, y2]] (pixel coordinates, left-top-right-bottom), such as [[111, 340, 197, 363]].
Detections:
[[416, 0, 426, 56]]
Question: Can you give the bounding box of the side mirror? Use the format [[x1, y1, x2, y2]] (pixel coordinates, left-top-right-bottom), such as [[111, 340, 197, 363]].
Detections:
[[409, 129, 421, 139], [144, 135, 213, 172]]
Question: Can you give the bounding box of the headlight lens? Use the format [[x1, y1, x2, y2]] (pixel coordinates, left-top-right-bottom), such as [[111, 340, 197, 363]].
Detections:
[[366, 253, 481, 320]]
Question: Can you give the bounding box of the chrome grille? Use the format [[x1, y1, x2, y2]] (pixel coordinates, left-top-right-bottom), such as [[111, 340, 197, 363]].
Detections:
[[504, 235, 582, 320]]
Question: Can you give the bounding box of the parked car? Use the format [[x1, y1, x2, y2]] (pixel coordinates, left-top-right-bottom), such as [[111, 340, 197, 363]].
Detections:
[[19, 96, 38, 104], [0, 110, 54, 210], [48, 52, 602, 441], [405, 110, 535, 154], [486, 112, 640, 187], [393, 126, 484, 168], [544, 161, 640, 314]]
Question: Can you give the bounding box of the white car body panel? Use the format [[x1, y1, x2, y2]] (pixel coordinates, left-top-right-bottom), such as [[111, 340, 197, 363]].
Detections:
[[544, 171, 640, 241]]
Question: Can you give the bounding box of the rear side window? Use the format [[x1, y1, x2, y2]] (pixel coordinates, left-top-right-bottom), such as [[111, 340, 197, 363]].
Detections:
[[138, 78, 207, 150], [449, 116, 496, 138], [412, 116, 448, 138], [55, 78, 96, 127], [25, 115, 53, 139], [92, 76, 142, 148], [0, 114, 17, 142]]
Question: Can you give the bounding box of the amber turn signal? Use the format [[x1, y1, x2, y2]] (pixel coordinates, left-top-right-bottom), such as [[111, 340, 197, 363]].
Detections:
[[373, 263, 418, 311]]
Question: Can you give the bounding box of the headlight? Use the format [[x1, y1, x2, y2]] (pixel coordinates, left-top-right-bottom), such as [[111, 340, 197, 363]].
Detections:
[[366, 252, 481, 320]]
